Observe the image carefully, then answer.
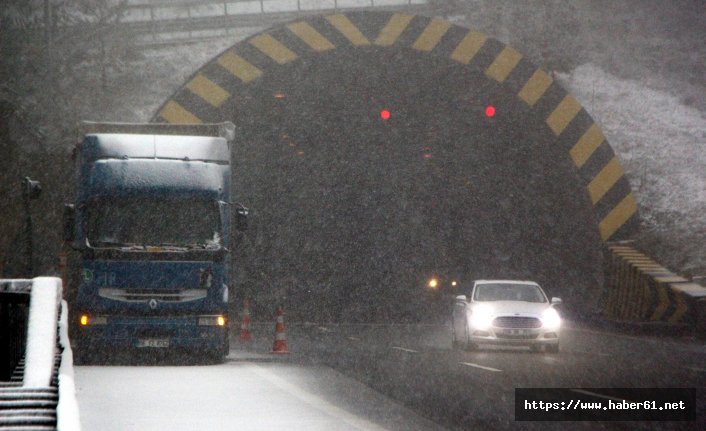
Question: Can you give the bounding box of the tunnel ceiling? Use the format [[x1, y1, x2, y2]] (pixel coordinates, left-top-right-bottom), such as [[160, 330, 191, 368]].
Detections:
[[153, 12, 639, 321]]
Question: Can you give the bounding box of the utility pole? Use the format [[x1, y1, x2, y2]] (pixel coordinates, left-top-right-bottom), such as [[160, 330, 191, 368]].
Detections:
[[44, 0, 54, 81], [22, 177, 42, 277]]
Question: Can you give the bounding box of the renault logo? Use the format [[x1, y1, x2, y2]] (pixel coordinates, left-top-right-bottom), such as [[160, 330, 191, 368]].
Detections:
[[149, 299, 158, 310]]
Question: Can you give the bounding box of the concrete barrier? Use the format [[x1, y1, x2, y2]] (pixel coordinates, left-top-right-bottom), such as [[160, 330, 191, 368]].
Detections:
[[57, 300, 81, 431], [603, 244, 706, 333], [0, 277, 81, 431], [23, 277, 62, 388]]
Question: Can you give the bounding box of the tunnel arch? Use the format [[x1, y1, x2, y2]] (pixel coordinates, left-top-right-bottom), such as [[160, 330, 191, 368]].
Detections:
[[154, 11, 638, 242], [152, 11, 639, 320]]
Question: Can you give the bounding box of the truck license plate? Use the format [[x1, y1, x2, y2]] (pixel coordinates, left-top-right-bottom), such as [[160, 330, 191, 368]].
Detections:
[[137, 338, 170, 348]]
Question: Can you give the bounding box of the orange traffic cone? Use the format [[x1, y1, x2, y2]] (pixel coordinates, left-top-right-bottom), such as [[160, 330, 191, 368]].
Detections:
[[239, 299, 252, 342], [271, 307, 290, 354]]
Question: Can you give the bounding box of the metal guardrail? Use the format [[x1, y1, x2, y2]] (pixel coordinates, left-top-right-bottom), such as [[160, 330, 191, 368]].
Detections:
[[603, 243, 706, 334], [117, 0, 428, 45], [0, 278, 80, 431], [120, 0, 426, 22]]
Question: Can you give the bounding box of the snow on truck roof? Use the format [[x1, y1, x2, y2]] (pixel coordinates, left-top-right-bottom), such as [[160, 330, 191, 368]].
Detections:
[[81, 133, 230, 164], [78, 121, 235, 141]]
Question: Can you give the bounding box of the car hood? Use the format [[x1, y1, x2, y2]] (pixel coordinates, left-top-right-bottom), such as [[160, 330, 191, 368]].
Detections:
[[472, 301, 550, 316]]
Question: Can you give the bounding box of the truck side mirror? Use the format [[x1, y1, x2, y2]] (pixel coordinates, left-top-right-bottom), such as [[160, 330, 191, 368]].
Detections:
[[551, 297, 562, 305], [22, 177, 42, 200], [235, 204, 249, 232], [455, 295, 467, 302], [63, 204, 75, 242]]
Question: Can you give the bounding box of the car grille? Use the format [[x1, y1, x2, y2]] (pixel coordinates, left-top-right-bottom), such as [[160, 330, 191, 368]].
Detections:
[[493, 316, 542, 328], [496, 333, 539, 340]]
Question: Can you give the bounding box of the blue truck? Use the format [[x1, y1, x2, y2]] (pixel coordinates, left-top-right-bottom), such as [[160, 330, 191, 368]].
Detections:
[[64, 122, 245, 362]]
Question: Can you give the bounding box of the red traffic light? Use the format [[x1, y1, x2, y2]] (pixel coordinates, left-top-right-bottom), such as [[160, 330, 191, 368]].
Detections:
[[485, 105, 496, 117], [380, 109, 391, 120]]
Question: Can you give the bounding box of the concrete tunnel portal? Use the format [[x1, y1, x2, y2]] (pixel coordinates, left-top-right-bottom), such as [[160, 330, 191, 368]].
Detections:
[[153, 12, 639, 321]]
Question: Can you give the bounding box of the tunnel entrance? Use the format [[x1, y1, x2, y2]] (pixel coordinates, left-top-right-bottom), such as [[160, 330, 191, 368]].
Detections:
[[154, 12, 638, 322]]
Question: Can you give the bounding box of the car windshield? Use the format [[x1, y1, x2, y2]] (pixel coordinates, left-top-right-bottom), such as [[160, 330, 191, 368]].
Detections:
[[473, 283, 547, 303], [87, 197, 221, 248]]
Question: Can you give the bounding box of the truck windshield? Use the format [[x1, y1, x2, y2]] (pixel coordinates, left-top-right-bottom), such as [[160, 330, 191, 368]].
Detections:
[[87, 197, 221, 248], [473, 283, 547, 303]]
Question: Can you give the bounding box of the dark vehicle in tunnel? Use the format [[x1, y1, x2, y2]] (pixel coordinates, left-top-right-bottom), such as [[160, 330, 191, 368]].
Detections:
[[64, 122, 240, 362], [451, 280, 562, 352]]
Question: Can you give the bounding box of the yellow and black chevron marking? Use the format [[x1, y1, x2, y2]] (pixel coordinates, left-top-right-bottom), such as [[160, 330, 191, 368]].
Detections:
[[605, 244, 706, 324], [153, 11, 638, 242]]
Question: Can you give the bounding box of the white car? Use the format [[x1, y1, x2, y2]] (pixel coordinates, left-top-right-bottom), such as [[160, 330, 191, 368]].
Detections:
[[451, 280, 562, 353]]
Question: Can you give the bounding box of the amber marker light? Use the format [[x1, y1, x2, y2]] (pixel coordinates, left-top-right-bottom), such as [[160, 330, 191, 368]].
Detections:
[[80, 315, 88, 326], [428, 278, 439, 290], [217, 316, 226, 327]]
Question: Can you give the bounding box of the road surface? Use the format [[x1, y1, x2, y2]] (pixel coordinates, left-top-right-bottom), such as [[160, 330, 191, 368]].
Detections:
[[74, 321, 705, 430]]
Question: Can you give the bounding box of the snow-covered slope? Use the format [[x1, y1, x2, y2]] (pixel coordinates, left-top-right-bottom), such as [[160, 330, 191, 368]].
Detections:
[[558, 63, 705, 276]]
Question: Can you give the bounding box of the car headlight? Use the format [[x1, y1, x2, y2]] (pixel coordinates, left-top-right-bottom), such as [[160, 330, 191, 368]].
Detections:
[[469, 305, 494, 330], [541, 308, 561, 329]]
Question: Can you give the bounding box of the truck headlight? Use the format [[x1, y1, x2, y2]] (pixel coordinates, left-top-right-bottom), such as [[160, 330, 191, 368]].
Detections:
[[198, 315, 227, 326], [79, 315, 107, 326], [541, 308, 561, 329], [469, 305, 494, 330]]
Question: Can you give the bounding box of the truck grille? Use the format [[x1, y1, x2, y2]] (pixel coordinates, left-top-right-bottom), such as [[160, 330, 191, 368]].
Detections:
[[493, 316, 542, 328], [99, 288, 207, 303]]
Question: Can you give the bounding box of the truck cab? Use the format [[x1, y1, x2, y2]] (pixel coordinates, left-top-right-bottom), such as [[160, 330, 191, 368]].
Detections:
[[65, 122, 242, 362]]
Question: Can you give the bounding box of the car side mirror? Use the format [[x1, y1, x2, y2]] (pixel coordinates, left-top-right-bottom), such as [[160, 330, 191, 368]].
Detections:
[[551, 297, 562, 305], [455, 295, 467, 302], [235, 204, 249, 232]]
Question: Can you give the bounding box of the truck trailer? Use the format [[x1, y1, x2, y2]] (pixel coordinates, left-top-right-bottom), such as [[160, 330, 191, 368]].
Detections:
[[64, 122, 244, 362]]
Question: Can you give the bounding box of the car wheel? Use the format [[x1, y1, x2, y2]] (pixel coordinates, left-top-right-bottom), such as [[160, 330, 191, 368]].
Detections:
[[451, 328, 459, 350], [464, 324, 477, 351], [546, 343, 560, 353]]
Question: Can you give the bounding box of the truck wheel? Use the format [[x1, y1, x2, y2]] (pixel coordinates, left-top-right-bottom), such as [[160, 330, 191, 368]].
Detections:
[[220, 337, 230, 359], [73, 345, 89, 365]]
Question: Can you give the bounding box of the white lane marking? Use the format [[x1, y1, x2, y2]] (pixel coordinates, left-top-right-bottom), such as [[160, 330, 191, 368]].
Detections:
[[570, 389, 628, 402], [391, 346, 419, 353], [541, 356, 560, 364], [246, 363, 388, 431], [570, 350, 610, 357], [348, 336, 361, 341], [687, 366, 706, 373], [459, 362, 502, 372]]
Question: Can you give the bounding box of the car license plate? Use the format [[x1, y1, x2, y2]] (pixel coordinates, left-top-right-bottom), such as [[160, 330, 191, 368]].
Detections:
[[137, 338, 170, 348], [503, 329, 526, 335]]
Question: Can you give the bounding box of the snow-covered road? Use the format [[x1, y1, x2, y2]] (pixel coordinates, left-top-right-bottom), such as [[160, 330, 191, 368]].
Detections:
[[74, 351, 446, 431]]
